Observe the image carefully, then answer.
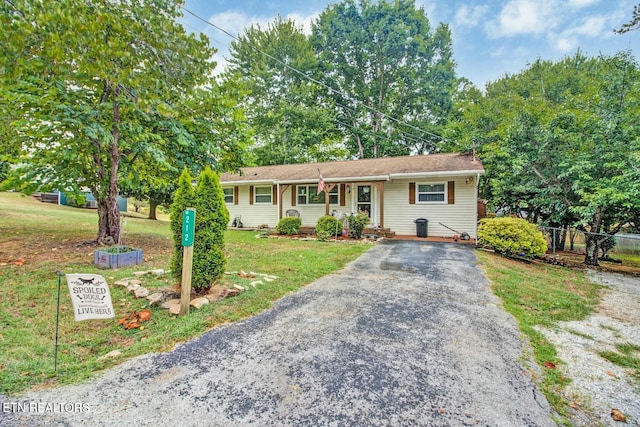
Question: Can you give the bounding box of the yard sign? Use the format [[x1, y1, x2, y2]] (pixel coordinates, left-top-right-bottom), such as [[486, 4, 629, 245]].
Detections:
[[65, 274, 115, 321]]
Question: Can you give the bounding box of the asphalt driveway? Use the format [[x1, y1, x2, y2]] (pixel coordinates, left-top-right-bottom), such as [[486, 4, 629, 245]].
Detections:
[[9, 241, 555, 426]]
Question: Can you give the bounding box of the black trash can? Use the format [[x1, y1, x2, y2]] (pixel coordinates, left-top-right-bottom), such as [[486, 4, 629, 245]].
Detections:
[[414, 218, 428, 237]]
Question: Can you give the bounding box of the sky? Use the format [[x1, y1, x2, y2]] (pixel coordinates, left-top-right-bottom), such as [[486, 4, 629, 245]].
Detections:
[[180, 0, 640, 89]]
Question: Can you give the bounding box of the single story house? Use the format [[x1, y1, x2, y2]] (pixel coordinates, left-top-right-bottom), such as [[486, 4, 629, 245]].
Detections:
[[219, 153, 484, 238]]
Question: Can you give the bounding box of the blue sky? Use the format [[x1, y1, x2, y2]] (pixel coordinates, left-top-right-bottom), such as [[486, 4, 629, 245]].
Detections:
[[181, 0, 639, 88]]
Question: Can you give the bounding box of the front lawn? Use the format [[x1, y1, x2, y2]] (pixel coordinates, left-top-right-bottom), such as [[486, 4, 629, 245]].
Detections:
[[0, 192, 371, 395]]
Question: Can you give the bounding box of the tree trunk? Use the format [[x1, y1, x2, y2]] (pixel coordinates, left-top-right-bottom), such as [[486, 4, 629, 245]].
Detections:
[[96, 84, 122, 245], [584, 209, 603, 266], [148, 199, 158, 220]]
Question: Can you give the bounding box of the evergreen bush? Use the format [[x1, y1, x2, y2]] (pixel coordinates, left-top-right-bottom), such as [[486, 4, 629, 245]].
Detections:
[[478, 217, 547, 258], [315, 215, 342, 241], [169, 169, 195, 279], [347, 211, 370, 239], [191, 166, 229, 293], [276, 217, 301, 235]]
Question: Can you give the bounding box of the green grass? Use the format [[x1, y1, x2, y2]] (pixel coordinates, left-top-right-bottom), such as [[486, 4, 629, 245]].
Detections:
[[476, 250, 603, 422], [598, 343, 640, 380], [0, 192, 371, 396]]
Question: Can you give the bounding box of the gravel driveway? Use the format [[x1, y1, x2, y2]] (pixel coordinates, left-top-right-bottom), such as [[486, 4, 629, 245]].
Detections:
[[5, 241, 555, 426]]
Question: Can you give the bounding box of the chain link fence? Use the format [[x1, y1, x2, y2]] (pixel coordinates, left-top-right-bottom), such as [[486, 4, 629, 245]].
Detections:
[[539, 226, 640, 257]]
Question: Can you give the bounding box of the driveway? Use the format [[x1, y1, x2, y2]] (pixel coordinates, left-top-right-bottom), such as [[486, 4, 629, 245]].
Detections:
[[9, 241, 555, 426]]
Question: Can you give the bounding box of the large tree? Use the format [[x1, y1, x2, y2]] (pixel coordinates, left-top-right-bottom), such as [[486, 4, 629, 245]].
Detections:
[[1, 0, 215, 244], [224, 16, 345, 165], [448, 52, 640, 265], [311, 0, 457, 158]]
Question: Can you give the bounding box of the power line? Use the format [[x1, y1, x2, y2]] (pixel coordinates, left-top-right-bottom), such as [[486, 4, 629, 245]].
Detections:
[[181, 7, 453, 147]]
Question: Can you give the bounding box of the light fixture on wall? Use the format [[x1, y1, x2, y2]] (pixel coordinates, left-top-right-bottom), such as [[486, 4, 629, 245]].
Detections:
[[466, 176, 474, 184]]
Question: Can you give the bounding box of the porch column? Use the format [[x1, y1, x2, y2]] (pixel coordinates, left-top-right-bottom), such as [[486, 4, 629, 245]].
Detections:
[[373, 181, 385, 229], [278, 184, 290, 220], [324, 184, 336, 216]]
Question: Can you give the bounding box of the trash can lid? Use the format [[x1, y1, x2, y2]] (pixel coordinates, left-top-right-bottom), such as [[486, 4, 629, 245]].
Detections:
[[414, 218, 428, 223]]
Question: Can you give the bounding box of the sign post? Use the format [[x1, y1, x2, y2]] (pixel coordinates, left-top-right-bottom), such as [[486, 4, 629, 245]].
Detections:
[[180, 208, 195, 316]]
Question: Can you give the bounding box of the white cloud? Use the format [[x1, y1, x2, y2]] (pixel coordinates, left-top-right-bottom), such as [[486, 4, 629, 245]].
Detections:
[[486, 0, 560, 38], [454, 5, 489, 28], [551, 12, 619, 52], [568, 0, 600, 9]]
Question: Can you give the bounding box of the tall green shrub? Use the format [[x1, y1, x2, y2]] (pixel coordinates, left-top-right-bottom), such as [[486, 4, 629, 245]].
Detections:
[[478, 217, 547, 258], [191, 166, 229, 292], [170, 169, 195, 279]]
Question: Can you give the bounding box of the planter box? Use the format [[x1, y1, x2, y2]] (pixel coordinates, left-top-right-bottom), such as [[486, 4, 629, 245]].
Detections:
[[94, 247, 143, 269]]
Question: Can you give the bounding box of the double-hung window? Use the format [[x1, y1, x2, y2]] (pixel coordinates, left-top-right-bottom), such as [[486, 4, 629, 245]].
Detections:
[[223, 188, 234, 204], [254, 186, 272, 204], [417, 183, 445, 203]]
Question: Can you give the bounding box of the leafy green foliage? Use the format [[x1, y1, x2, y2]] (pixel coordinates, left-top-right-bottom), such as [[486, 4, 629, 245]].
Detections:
[[478, 217, 547, 258], [191, 167, 230, 293], [311, 0, 457, 157], [315, 215, 342, 241], [449, 52, 640, 265], [347, 211, 370, 239], [170, 169, 196, 279], [1, 0, 217, 243], [224, 17, 345, 165], [276, 217, 302, 235]]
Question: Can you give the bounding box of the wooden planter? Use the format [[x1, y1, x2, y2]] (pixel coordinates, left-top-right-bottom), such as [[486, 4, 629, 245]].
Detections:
[[94, 247, 143, 269]]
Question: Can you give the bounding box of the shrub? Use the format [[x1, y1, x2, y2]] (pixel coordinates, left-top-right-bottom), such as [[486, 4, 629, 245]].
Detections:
[[66, 193, 87, 207], [170, 168, 195, 279], [191, 166, 229, 293], [347, 211, 370, 239], [315, 215, 342, 241], [276, 217, 301, 235], [478, 217, 547, 258]]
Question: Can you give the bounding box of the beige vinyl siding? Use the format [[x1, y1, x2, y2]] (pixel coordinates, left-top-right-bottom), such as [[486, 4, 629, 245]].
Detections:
[[384, 177, 478, 238], [224, 186, 278, 228]]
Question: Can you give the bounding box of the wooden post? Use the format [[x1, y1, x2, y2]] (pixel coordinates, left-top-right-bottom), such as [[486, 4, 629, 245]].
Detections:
[[179, 245, 193, 316]]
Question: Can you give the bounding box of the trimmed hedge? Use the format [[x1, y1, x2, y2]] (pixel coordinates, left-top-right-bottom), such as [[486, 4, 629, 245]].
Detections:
[[478, 217, 547, 258], [276, 217, 302, 235], [315, 215, 342, 241]]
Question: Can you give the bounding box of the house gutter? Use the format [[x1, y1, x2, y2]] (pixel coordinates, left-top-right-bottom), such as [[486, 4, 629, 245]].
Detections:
[[277, 175, 390, 185], [221, 179, 276, 186], [389, 170, 485, 180]]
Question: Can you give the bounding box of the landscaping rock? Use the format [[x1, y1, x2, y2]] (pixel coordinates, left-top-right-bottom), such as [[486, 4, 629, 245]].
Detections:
[[146, 292, 164, 307], [161, 298, 180, 309], [250, 280, 263, 287], [134, 287, 150, 298], [114, 279, 130, 287], [168, 301, 181, 315], [190, 297, 210, 309], [233, 285, 245, 291], [222, 288, 241, 298], [129, 279, 142, 287]]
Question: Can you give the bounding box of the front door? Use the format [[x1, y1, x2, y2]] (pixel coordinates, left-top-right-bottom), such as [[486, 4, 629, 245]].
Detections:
[[357, 185, 371, 217]]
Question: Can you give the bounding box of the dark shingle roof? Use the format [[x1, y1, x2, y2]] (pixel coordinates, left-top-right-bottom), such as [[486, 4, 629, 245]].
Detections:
[[220, 153, 484, 184]]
